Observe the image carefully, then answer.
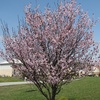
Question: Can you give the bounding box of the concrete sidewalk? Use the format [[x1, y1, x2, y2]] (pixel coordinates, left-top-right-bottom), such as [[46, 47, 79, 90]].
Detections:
[[0, 81, 32, 86]]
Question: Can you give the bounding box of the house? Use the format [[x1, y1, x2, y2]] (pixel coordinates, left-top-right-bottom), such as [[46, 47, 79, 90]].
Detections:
[[92, 66, 100, 77], [0, 61, 13, 77], [78, 66, 100, 77], [0, 60, 22, 77]]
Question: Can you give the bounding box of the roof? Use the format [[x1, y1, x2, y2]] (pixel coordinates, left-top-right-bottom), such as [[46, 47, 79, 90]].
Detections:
[[0, 59, 22, 65]]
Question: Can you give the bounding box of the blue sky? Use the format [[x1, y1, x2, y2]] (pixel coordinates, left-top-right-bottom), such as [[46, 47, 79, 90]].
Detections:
[[0, 0, 100, 41], [0, 0, 100, 59]]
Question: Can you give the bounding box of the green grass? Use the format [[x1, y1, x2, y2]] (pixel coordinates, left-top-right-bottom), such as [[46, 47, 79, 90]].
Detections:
[[0, 84, 45, 100], [0, 76, 23, 82], [0, 77, 100, 100], [58, 76, 100, 100]]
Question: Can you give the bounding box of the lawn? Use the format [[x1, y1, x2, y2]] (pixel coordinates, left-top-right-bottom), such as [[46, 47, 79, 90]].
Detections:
[[0, 77, 100, 100], [0, 76, 23, 82]]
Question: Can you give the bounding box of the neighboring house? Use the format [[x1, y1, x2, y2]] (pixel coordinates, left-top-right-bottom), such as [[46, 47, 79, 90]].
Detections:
[[78, 66, 100, 77], [0, 61, 13, 77], [0, 60, 22, 77], [92, 66, 100, 77]]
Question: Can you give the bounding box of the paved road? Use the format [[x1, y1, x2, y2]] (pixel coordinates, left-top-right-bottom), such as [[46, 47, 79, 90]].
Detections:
[[0, 81, 32, 86]]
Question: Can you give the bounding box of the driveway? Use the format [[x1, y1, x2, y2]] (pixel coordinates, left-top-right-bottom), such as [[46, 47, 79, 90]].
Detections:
[[0, 81, 32, 86]]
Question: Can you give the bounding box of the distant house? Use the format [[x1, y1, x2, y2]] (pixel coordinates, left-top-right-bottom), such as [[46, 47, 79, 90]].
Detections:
[[78, 66, 100, 77], [0, 60, 22, 77], [92, 66, 100, 77]]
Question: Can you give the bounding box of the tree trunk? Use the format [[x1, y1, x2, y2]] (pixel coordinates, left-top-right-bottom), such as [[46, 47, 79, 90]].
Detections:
[[51, 95, 56, 100], [51, 85, 57, 100]]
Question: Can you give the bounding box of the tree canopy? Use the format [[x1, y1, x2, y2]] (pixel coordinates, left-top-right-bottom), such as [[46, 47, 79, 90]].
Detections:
[[0, 0, 99, 100]]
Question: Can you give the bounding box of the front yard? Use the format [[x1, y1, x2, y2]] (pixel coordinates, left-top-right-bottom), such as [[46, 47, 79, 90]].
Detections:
[[0, 77, 100, 100]]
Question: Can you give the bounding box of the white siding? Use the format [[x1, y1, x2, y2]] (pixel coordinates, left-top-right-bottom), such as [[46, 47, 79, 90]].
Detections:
[[0, 65, 13, 77]]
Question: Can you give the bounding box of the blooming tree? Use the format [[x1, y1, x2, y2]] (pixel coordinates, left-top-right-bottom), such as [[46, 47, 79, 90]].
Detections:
[[0, 0, 99, 100]]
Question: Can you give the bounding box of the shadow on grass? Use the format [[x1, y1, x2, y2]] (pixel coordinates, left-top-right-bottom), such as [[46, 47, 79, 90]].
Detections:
[[25, 89, 37, 92]]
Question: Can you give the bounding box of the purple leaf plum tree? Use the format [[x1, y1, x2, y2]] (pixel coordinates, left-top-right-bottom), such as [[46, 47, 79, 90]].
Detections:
[[0, 0, 99, 100]]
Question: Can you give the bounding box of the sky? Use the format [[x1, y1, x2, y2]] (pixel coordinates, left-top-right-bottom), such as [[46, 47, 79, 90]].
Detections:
[[0, 0, 100, 60]]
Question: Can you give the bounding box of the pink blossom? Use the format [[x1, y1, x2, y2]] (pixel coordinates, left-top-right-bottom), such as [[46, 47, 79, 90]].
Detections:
[[0, 0, 99, 100]]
